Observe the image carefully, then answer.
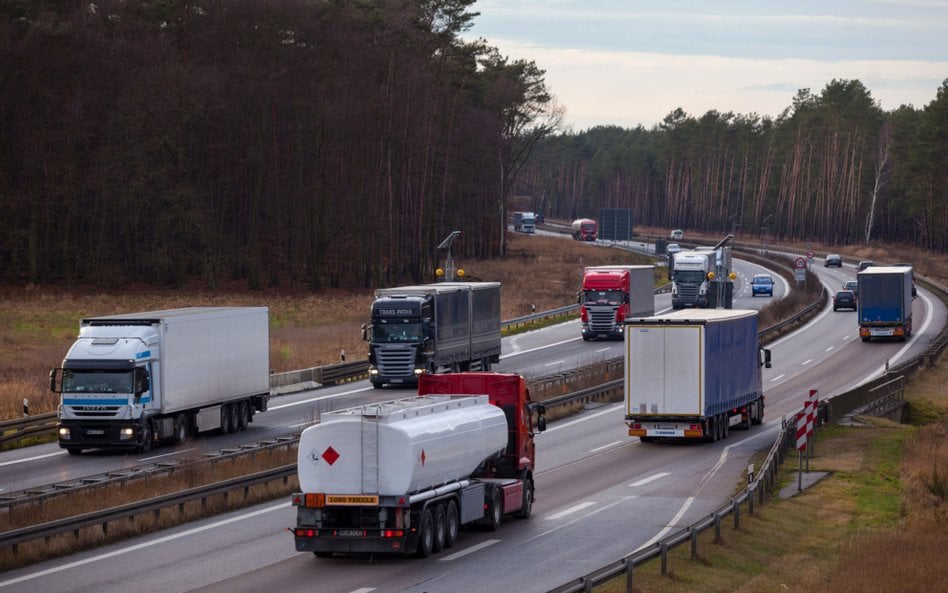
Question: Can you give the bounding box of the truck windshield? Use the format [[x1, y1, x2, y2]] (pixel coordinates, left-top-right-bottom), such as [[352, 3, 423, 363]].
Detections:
[[674, 270, 707, 283], [62, 369, 134, 393], [372, 322, 423, 343], [584, 289, 623, 305]]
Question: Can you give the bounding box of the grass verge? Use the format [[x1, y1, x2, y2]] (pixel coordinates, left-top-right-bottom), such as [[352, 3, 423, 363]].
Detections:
[[597, 359, 947, 593]]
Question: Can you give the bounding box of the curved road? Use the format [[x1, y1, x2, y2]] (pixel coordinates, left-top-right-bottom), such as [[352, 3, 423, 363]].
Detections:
[[0, 256, 943, 593]]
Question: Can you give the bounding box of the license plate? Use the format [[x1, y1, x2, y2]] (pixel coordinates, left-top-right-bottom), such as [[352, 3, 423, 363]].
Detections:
[[86, 429, 105, 435], [871, 328, 894, 336], [336, 529, 364, 537], [391, 379, 404, 384]]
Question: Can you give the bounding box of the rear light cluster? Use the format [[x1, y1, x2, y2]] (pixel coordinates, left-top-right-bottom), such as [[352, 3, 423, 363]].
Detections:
[[294, 528, 405, 538]]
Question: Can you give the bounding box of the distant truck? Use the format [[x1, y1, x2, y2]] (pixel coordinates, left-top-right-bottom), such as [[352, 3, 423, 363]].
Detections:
[[580, 265, 655, 341], [624, 309, 771, 443], [671, 238, 734, 309], [291, 372, 546, 558], [364, 282, 502, 387], [513, 212, 536, 233], [571, 218, 598, 241], [49, 307, 271, 455], [857, 266, 914, 342]]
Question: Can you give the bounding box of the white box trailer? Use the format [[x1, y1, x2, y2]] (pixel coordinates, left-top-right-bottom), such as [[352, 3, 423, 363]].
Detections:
[[51, 307, 270, 454]]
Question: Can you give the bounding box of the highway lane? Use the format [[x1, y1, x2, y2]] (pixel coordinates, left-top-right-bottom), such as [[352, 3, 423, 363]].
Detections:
[[3, 256, 943, 593]]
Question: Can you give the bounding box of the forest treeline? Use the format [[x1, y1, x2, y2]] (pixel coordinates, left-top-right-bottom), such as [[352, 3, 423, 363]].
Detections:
[[518, 79, 948, 252], [1, 0, 554, 289], [2, 3, 946, 294]]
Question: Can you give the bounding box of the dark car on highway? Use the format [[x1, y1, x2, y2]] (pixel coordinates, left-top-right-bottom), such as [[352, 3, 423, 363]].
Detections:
[[825, 254, 842, 267], [833, 290, 857, 311], [843, 280, 858, 297], [857, 260, 875, 272]]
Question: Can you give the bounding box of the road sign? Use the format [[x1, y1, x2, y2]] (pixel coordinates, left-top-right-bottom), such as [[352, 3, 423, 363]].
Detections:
[[794, 257, 806, 269]]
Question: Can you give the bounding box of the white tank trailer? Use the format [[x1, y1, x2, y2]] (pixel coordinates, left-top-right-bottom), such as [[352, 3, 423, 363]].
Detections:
[[292, 372, 545, 558]]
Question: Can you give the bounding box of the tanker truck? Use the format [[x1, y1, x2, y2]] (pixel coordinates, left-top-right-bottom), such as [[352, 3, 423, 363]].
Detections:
[[580, 265, 655, 341], [624, 309, 771, 442], [49, 307, 271, 454], [291, 372, 546, 558], [571, 218, 598, 241], [364, 282, 502, 388]]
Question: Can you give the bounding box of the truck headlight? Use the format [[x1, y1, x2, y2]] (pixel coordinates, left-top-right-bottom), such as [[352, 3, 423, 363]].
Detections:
[[119, 427, 135, 440], [58, 427, 71, 439], [369, 368, 379, 376]]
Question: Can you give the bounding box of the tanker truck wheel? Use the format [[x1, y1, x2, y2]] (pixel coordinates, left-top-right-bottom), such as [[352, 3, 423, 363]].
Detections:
[[432, 504, 447, 553], [486, 488, 503, 531], [514, 478, 533, 519], [416, 508, 434, 558], [444, 500, 459, 548]]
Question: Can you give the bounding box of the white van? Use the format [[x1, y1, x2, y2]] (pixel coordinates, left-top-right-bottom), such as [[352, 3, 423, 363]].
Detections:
[[669, 229, 684, 240]]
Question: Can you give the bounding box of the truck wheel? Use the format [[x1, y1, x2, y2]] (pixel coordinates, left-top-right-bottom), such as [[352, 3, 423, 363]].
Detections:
[[416, 509, 434, 558], [174, 414, 188, 444], [138, 422, 153, 454], [722, 415, 729, 439], [238, 401, 250, 430], [514, 478, 533, 519], [444, 500, 459, 548], [705, 417, 717, 443], [220, 404, 233, 434], [486, 488, 502, 531], [229, 403, 240, 432], [432, 504, 446, 553]]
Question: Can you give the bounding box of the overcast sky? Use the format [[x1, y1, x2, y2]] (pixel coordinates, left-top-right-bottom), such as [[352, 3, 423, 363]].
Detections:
[[466, 1, 948, 131]]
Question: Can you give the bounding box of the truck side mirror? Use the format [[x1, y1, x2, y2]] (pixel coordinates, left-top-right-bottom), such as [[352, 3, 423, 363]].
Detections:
[[761, 348, 772, 369], [536, 414, 547, 433], [49, 368, 60, 393], [361, 323, 368, 341]]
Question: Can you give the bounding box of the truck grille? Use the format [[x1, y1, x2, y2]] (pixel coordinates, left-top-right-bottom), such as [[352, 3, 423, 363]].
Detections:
[[375, 346, 416, 376], [677, 284, 700, 303], [588, 307, 618, 333]]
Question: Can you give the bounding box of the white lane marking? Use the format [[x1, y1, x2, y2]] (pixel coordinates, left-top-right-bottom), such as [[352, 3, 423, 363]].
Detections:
[[629, 472, 670, 487], [141, 448, 195, 462], [0, 502, 291, 589], [438, 539, 500, 561], [349, 589, 376, 593], [529, 496, 637, 541], [500, 336, 582, 359], [594, 348, 611, 354], [770, 374, 786, 382], [802, 359, 812, 366], [635, 440, 738, 552], [270, 387, 371, 411], [0, 450, 65, 467], [544, 360, 566, 367], [546, 403, 624, 433], [825, 346, 834, 352], [590, 441, 623, 453], [547, 501, 596, 521]]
